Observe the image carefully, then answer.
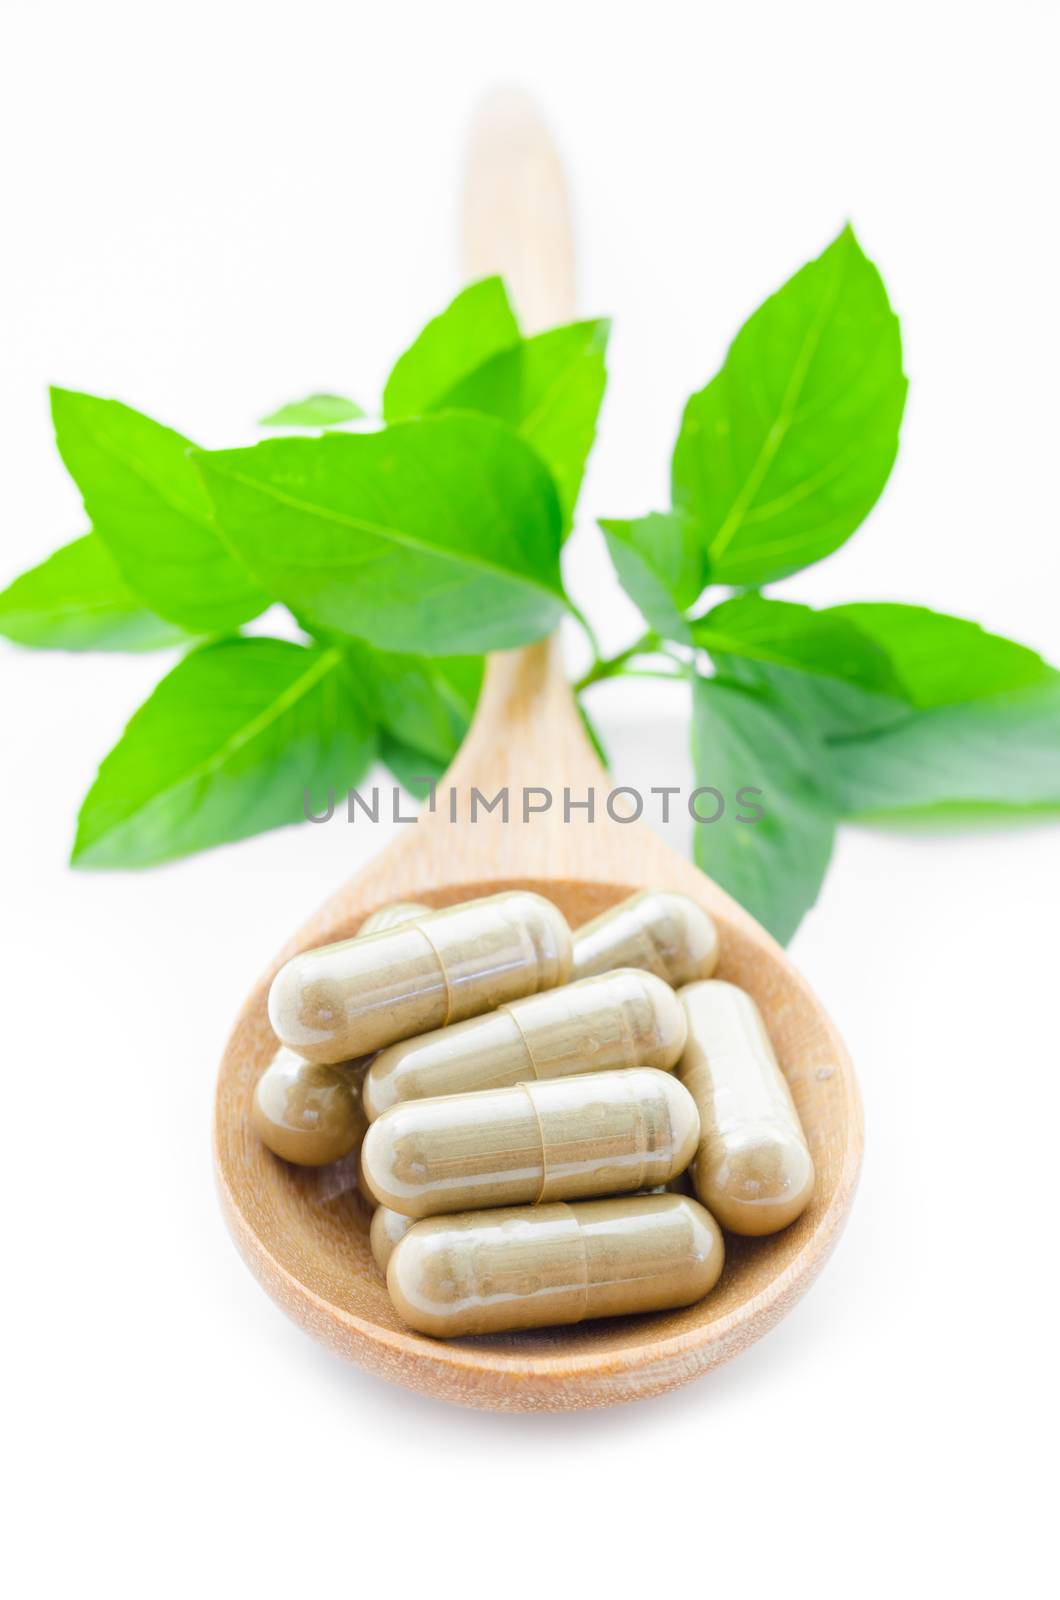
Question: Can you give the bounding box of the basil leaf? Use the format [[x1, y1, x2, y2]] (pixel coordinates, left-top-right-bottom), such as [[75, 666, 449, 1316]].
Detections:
[[343, 643, 482, 764], [260, 394, 366, 428], [823, 675, 1060, 824], [383, 278, 519, 422], [72, 638, 374, 868], [600, 512, 705, 642], [0, 534, 192, 652], [826, 602, 1052, 707], [696, 594, 900, 689], [673, 227, 906, 585], [692, 675, 837, 943], [438, 321, 609, 527], [694, 592, 906, 735], [50, 389, 267, 633], [703, 598, 1060, 825], [192, 415, 566, 655], [696, 595, 1054, 744], [379, 733, 446, 800]]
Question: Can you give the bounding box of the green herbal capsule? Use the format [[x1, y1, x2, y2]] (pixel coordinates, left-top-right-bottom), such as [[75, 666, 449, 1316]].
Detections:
[[254, 900, 427, 1166], [572, 890, 719, 986], [358, 901, 430, 936], [363, 967, 687, 1119], [269, 891, 573, 1065], [678, 980, 815, 1235], [388, 1194, 725, 1337], [360, 1067, 700, 1220], [251, 1047, 368, 1167], [356, 1145, 375, 1205], [370, 1206, 414, 1273]]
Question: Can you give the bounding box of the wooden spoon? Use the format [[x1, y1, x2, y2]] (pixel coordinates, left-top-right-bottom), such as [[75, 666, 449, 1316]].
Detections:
[[214, 89, 863, 1412]]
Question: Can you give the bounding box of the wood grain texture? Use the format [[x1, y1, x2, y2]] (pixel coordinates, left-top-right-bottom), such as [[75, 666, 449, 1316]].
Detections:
[[461, 87, 577, 335], [213, 92, 863, 1410]]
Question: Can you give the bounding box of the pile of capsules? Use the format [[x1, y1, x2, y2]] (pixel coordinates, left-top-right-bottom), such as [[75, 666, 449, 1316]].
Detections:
[[252, 890, 815, 1338]]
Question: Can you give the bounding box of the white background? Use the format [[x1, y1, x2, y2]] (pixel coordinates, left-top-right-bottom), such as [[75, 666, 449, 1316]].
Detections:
[[2, 3, 1057, 1596]]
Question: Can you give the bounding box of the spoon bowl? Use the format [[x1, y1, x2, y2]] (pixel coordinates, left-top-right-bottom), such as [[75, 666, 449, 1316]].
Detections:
[[213, 92, 863, 1410], [215, 643, 862, 1410]]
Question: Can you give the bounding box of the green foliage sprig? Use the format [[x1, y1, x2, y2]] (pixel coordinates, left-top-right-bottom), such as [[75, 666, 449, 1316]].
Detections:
[[3, 230, 1057, 941]]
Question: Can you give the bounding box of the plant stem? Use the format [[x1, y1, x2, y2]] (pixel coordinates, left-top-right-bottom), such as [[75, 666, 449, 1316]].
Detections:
[[574, 631, 661, 692], [567, 601, 604, 663], [613, 666, 688, 682], [658, 642, 694, 670]]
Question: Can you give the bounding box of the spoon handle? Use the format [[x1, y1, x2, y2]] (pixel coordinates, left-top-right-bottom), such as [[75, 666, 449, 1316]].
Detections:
[[458, 90, 594, 785], [462, 88, 577, 332]]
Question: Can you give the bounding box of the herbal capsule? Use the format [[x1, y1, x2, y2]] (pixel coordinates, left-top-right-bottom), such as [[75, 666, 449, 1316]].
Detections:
[[358, 901, 429, 936], [251, 1047, 368, 1167], [253, 900, 427, 1166], [269, 891, 572, 1065], [360, 1067, 700, 1219], [363, 968, 687, 1119], [572, 890, 719, 986], [678, 980, 815, 1235], [356, 1146, 375, 1204], [370, 1206, 414, 1274], [388, 1193, 724, 1337]]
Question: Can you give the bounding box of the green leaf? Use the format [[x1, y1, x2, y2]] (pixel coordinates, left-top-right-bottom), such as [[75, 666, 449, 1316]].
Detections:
[[825, 602, 1052, 707], [672, 227, 906, 586], [695, 594, 900, 689], [693, 592, 906, 735], [696, 595, 1055, 743], [260, 394, 366, 428], [343, 643, 482, 764], [72, 637, 374, 868], [379, 733, 445, 800], [438, 321, 609, 527], [50, 389, 267, 634], [701, 598, 1060, 828], [600, 512, 706, 642], [383, 278, 519, 422], [692, 675, 837, 943], [192, 414, 567, 655], [0, 534, 192, 652], [823, 675, 1060, 825]]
